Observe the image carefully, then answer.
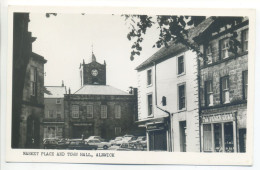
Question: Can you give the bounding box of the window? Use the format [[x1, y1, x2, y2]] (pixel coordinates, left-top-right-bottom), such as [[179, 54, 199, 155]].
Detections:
[[115, 127, 121, 136], [115, 105, 121, 119], [205, 44, 213, 64], [56, 111, 61, 119], [71, 105, 79, 118], [86, 105, 93, 118], [56, 127, 63, 138], [205, 81, 213, 106], [101, 105, 107, 119], [178, 84, 186, 110], [30, 67, 37, 96], [221, 76, 230, 104], [56, 99, 61, 104], [203, 124, 212, 152], [177, 55, 185, 75], [147, 69, 152, 86], [147, 94, 153, 116], [243, 70, 248, 100], [48, 110, 54, 118], [241, 29, 248, 52], [220, 39, 230, 59]]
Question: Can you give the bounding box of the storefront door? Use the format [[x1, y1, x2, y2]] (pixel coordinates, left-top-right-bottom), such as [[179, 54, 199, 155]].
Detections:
[[149, 130, 167, 151]]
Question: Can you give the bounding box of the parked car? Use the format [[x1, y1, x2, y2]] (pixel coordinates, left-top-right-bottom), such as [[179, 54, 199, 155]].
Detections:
[[43, 138, 59, 149], [56, 138, 70, 149], [110, 136, 123, 146], [67, 139, 98, 150], [85, 139, 111, 149], [117, 142, 146, 151], [131, 136, 147, 148], [87, 136, 105, 142]]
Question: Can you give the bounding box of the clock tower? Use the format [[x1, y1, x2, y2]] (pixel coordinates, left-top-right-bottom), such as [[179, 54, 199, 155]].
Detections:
[[80, 52, 106, 86]]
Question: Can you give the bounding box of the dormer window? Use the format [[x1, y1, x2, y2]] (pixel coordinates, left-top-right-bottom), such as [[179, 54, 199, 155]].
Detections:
[[220, 39, 230, 59], [205, 44, 213, 64], [242, 29, 248, 52]]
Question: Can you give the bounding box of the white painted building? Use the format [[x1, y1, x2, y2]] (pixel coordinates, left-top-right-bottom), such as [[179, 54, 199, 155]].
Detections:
[[136, 41, 200, 152]]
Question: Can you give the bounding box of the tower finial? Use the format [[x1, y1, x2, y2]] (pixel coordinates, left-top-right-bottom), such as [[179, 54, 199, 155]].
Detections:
[[91, 43, 96, 62]]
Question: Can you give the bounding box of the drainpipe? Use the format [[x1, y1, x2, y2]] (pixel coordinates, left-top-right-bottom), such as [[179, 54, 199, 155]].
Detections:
[[153, 62, 172, 152]]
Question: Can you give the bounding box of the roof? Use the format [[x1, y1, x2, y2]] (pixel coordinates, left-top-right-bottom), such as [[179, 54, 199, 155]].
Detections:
[[74, 85, 130, 95], [44, 86, 67, 98], [135, 17, 215, 71], [31, 52, 47, 64]]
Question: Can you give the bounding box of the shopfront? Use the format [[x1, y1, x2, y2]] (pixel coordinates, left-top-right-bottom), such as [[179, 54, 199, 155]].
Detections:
[[147, 123, 168, 151], [201, 112, 237, 152]]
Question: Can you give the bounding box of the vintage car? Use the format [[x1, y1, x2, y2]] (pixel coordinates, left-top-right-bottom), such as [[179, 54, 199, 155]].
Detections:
[[43, 138, 59, 149], [131, 136, 147, 148], [87, 136, 105, 142], [110, 136, 123, 146], [85, 139, 111, 149], [117, 142, 146, 151], [56, 138, 70, 149], [67, 139, 98, 150]]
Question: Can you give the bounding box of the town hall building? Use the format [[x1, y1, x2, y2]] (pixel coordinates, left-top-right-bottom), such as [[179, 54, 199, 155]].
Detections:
[[64, 52, 141, 140]]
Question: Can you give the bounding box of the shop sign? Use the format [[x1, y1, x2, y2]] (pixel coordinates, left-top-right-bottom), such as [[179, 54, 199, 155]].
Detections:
[[147, 123, 165, 131], [202, 112, 236, 123], [74, 123, 92, 126]]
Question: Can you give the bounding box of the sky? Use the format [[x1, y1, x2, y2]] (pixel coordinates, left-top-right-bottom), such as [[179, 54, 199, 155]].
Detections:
[[29, 13, 160, 93]]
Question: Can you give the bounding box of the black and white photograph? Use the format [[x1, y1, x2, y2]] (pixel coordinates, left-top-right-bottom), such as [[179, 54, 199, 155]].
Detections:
[[5, 6, 255, 165]]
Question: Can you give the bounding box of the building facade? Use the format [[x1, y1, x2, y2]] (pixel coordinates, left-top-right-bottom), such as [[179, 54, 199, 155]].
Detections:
[[43, 84, 67, 139], [195, 17, 248, 153], [19, 52, 47, 148], [64, 53, 140, 140], [136, 44, 201, 152]]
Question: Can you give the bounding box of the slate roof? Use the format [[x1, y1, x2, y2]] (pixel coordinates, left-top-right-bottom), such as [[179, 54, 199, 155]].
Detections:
[[44, 86, 67, 98], [74, 85, 130, 95], [135, 17, 215, 71]]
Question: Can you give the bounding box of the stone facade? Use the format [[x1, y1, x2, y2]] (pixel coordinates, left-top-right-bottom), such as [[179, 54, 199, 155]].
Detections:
[[64, 94, 137, 140], [197, 18, 248, 153], [20, 52, 47, 148]]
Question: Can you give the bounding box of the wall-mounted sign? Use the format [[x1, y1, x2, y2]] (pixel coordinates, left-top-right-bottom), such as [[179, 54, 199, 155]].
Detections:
[[73, 123, 92, 126], [201, 112, 236, 123], [147, 123, 165, 131]]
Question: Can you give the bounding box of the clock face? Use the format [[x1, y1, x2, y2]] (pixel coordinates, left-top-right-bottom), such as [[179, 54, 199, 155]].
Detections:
[[91, 69, 98, 76]]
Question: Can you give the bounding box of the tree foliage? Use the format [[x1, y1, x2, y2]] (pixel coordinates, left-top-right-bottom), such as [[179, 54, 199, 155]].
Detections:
[[124, 15, 244, 61]]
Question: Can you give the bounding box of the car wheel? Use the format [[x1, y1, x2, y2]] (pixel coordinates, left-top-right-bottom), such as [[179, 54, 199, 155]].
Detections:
[[103, 145, 108, 150]]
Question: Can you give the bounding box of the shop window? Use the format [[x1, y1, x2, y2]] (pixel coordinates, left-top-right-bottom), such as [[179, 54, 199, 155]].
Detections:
[[178, 84, 186, 110], [101, 105, 107, 119], [71, 105, 79, 118], [86, 105, 93, 118], [205, 81, 214, 106], [224, 122, 234, 152], [147, 69, 152, 86], [30, 67, 37, 97], [214, 123, 223, 152], [47, 126, 56, 138], [203, 124, 212, 152], [205, 44, 213, 64], [115, 127, 121, 136], [147, 94, 153, 116], [221, 76, 230, 104], [115, 105, 121, 119], [243, 70, 248, 100], [56, 127, 63, 138], [220, 38, 230, 59], [241, 29, 248, 52], [177, 55, 185, 75]]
